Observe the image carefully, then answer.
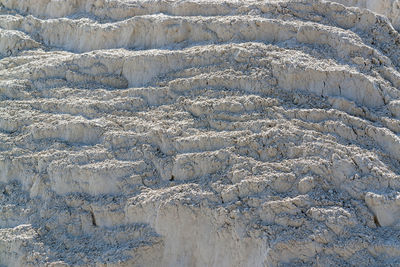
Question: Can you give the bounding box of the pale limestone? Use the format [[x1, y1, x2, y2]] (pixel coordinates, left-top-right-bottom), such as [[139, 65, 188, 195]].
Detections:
[[1, 0, 400, 266]]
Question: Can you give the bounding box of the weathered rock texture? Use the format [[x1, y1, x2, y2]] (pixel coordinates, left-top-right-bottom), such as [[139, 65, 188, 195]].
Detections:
[[331, 0, 400, 30], [1, 0, 400, 266]]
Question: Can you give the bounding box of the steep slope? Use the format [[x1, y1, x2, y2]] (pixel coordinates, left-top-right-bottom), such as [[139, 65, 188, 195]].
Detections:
[[1, 0, 400, 266]]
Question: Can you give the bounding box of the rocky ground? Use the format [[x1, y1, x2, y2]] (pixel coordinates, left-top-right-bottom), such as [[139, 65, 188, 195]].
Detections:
[[1, 0, 400, 266]]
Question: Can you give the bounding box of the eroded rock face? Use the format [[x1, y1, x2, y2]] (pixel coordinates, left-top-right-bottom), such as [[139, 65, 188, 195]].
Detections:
[[331, 0, 400, 30], [1, 0, 400, 266]]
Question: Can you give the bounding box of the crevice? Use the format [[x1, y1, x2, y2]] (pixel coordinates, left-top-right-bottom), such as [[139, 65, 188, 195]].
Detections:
[[90, 210, 97, 227]]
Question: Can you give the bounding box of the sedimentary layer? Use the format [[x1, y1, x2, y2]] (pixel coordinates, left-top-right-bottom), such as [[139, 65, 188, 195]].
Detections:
[[1, 0, 400, 266]]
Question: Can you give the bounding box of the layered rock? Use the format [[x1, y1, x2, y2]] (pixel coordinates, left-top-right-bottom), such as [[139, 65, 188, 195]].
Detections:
[[1, 0, 400, 266]]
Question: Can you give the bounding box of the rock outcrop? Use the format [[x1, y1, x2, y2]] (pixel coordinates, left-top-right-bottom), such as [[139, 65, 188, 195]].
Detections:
[[1, 0, 400, 266]]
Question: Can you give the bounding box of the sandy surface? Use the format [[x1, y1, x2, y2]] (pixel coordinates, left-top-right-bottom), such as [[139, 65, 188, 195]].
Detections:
[[1, 0, 400, 266]]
